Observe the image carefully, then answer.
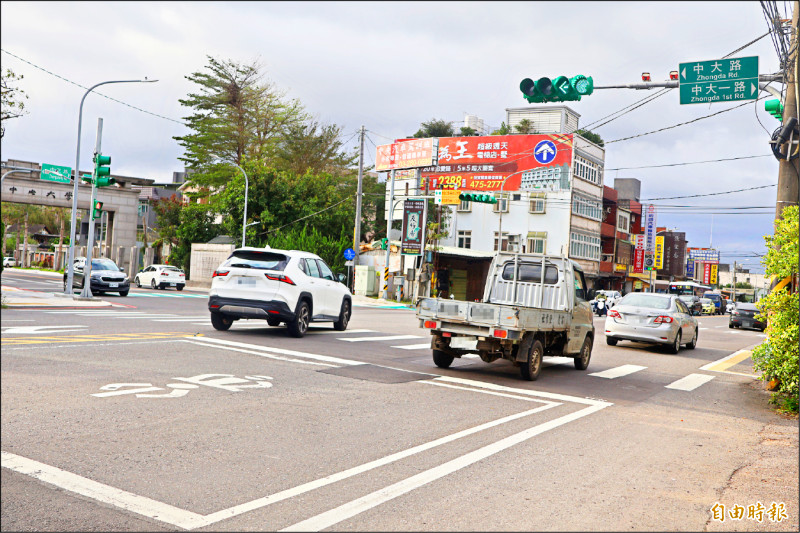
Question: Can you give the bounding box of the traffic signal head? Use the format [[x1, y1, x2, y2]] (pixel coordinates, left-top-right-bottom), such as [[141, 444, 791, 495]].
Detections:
[[459, 192, 498, 204], [92, 200, 104, 220], [765, 99, 784, 120], [93, 153, 115, 187], [520, 75, 593, 103]]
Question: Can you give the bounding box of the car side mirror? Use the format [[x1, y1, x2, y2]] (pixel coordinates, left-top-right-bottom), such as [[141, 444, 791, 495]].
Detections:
[[587, 289, 596, 300], [336, 273, 347, 284]]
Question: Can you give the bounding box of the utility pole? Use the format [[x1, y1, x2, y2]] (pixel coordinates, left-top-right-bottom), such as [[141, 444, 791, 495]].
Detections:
[[382, 169, 396, 300], [353, 125, 365, 291], [774, 0, 800, 223], [732, 261, 737, 303]]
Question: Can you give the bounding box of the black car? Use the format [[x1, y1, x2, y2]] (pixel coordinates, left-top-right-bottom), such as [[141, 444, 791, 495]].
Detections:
[[64, 257, 130, 296], [729, 302, 766, 331], [678, 295, 703, 316]]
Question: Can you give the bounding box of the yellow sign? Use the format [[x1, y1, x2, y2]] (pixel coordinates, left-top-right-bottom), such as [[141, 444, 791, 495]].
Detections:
[[634, 280, 643, 289], [710, 264, 718, 284], [654, 236, 664, 270], [614, 263, 627, 272], [441, 189, 461, 205]]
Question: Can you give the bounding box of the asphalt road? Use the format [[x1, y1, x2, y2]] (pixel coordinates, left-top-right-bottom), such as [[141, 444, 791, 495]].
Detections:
[[1, 269, 797, 531]]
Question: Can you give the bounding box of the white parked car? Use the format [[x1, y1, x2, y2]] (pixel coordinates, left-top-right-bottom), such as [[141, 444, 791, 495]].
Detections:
[[604, 292, 698, 354], [208, 247, 351, 337], [3, 256, 16, 267], [134, 264, 186, 290]]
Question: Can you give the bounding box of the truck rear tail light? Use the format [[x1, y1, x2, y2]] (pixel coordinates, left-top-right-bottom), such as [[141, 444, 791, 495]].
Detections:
[[493, 329, 508, 338], [608, 309, 621, 318], [212, 270, 229, 278], [265, 273, 296, 285], [442, 332, 452, 338], [654, 316, 673, 323], [423, 320, 438, 329]]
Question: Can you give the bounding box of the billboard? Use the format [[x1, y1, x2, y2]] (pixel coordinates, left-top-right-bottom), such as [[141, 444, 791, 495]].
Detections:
[[376, 138, 438, 171], [400, 199, 426, 256], [644, 205, 657, 252], [659, 231, 686, 278], [633, 248, 644, 273], [416, 134, 574, 192]]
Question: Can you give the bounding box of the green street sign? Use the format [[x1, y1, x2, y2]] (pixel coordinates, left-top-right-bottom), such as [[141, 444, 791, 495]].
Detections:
[[40, 163, 72, 184], [679, 56, 758, 105]]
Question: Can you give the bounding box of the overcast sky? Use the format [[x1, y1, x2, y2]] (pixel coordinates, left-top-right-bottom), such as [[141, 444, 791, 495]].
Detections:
[[1, 1, 791, 274]]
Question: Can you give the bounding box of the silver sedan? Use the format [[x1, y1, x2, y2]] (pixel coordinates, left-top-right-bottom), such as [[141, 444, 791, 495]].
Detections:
[[604, 293, 698, 353]]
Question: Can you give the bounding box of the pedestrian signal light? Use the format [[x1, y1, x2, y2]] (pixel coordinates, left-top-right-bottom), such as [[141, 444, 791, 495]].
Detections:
[[459, 192, 498, 204], [92, 200, 103, 220]]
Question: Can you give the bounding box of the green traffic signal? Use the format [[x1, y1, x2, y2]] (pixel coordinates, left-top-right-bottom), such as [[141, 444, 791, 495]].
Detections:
[[459, 192, 498, 204], [765, 99, 783, 120], [520, 75, 593, 103], [93, 153, 115, 187]]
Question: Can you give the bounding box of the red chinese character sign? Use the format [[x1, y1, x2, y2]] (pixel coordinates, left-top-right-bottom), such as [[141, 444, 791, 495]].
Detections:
[[419, 134, 574, 192], [375, 138, 438, 171]]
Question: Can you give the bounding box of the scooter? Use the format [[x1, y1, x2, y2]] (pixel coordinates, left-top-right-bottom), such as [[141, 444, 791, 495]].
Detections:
[[595, 299, 607, 316]]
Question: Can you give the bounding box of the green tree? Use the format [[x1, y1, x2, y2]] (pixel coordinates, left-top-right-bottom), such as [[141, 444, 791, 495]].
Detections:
[[266, 225, 350, 274], [514, 118, 534, 134], [576, 128, 604, 147], [751, 205, 799, 413], [174, 56, 306, 186], [459, 126, 478, 136], [1, 68, 28, 139], [273, 120, 357, 176], [491, 122, 510, 135], [412, 118, 454, 138]]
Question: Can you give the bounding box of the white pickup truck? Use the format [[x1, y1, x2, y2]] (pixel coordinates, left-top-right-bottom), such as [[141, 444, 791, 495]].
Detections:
[[416, 252, 595, 380]]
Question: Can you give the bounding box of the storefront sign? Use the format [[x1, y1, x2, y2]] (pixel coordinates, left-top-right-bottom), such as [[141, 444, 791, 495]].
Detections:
[[400, 199, 426, 255], [654, 236, 664, 270], [633, 248, 644, 273]]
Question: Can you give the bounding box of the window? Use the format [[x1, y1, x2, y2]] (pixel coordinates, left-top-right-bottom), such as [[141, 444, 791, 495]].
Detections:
[[501, 262, 558, 284], [570, 232, 601, 261], [316, 260, 335, 281], [572, 194, 602, 221], [493, 232, 510, 251], [527, 236, 546, 254], [617, 211, 630, 232], [224, 251, 289, 271], [493, 193, 509, 213], [529, 194, 546, 214], [574, 155, 601, 185], [457, 230, 472, 249], [573, 269, 587, 300], [305, 258, 321, 278], [457, 198, 471, 212]]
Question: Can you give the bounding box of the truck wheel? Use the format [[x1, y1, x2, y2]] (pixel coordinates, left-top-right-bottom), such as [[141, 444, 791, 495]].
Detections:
[[433, 349, 454, 369], [520, 340, 543, 381], [574, 336, 592, 370]]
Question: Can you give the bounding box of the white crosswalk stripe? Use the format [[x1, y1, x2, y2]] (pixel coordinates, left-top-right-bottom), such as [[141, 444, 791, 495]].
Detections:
[[589, 364, 647, 379], [391, 343, 431, 350], [665, 373, 715, 391]]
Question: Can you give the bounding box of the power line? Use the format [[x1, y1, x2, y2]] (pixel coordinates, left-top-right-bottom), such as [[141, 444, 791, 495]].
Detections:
[[1, 48, 186, 126], [642, 183, 777, 200], [607, 154, 773, 171]]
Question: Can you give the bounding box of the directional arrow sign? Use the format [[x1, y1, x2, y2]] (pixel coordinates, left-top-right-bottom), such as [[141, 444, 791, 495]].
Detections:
[[679, 56, 759, 105]]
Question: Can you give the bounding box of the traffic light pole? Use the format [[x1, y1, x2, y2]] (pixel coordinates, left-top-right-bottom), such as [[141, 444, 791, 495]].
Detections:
[[80, 118, 103, 299]]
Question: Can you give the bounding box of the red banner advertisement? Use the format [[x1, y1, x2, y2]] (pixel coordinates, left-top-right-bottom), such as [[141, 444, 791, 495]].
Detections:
[[375, 138, 438, 171], [412, 134, 574, 192], [633, 248, 644, 273], [703, 262, 712, 284]]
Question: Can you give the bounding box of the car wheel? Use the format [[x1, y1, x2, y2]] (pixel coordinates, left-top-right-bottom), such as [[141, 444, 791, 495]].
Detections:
[[176, 285, 184, 291], [333, 299, 351, 331], [729, 322, 734, 329], [686, 328, 697, 349], [151, 278, 157, 289], [606, 336, 618, 346], [135, 276, 141, 288], [266, 317, 281, 327], [210, 312, 232, 331], [433, 349, 454, 369], [119, 291, 128, 297], [287, 301, 310, 338], [667, 330, 681, 354], [520, 339, 544, 381], [95, 291, 104, 296], [574, 336, 592, 370]]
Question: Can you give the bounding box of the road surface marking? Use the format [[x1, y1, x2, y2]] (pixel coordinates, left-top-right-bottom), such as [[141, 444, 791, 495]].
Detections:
[[183, 340, 339, 367], [1, 325, 88, 334], [307, 328, 374, 334], [665, 373, 715, 391], [0, 451, 206, 530], [184, 336, 364, 366], [280, 401, 609, 532], [589, 364, 647, 379], [699, 349, 753, 373], [339, 334, 422, 342], [2, 332, 198, 345], [392, 343, 430, 350]]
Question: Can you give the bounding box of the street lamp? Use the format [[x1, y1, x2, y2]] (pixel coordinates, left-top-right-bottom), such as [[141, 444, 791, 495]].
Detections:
[[207, 157, 249, 248], [65, 78, 158, 296]]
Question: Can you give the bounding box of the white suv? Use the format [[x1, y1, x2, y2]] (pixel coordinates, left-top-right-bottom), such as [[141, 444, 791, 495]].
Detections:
[[208, 247, 352, 337]]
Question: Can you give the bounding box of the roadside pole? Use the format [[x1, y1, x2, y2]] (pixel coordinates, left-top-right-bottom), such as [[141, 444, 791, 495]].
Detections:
[[80, 118, 103, 299], [353, 125, 365, 291], [732, 261, 737, 303], [382, 169, 396, 300], [775, 0, 799, 223]]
